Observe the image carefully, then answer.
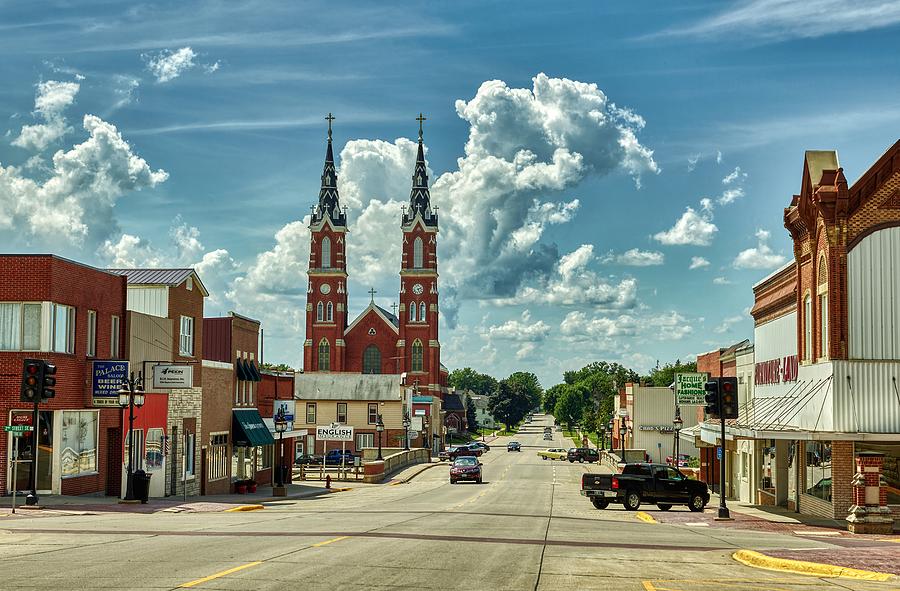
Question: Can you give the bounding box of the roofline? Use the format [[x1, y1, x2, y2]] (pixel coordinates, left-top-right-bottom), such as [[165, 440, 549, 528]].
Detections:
[[0, 254, 125, 279], [848, 138, 900, 192], [752, 260, 796, 290], [345, 303, 400, 336], [107, 268, 210, 297]]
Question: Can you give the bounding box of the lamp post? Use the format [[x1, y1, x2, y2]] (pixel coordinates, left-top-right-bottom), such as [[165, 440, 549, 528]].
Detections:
[[402, 412, 411, 451], [376, 415, 384, 461], [273, 408, 287, 490], [607, 420, 613, 451], [619, 416, 627, 462], [118, 372, 145, 502], [673, 409, 683, 468], [422, 416, 430, 449]]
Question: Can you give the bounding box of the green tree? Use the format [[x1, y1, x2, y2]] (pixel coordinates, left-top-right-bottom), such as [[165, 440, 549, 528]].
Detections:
[[647, 359, 697, 388], [488, 379, 532, 432], [542, 383, 565, 414], [553, 385, 588, 429], [449, 367, 499, 397], [506, 371, 542, 410], [260, 362, 295, 372], [465, 396, 479, 433]]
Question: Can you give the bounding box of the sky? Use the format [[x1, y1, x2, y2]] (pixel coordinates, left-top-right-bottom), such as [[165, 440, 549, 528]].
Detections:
[[2, 1, 899, 388]]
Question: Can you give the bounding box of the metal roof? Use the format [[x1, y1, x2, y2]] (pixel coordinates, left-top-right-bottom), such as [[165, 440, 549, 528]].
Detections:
[[293, 373, 402, 402], [106, 268, 209, 296]]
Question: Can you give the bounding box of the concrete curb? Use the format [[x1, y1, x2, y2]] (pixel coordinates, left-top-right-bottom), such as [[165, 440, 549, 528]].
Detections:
[[388, 462, 445, 486], [224, 504, 265, 512], [731, 550, 895, 582], [636, 511, 658, 524]]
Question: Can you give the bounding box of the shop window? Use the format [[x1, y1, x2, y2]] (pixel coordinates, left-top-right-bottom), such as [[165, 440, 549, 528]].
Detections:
[[411, 339, 424, 372], [306, 403, 317, 424], [363, 345, 381, 374], [179, 315, 194, 356], [60, 411, 98, 477], [52, 303, 75, 354], [209, 433, 229, 481], [368, 403, 378, 424], [318, 339, 330, 371], [257, 445, 273, 470], [804, 442, 832, 501], [184, 432, 196, 477], [86, 310, 96, 357], [337, 402, 348, 424], [145, 428, 164, 470], [356, 433, 374, 449], [856, 443, 900, 505]]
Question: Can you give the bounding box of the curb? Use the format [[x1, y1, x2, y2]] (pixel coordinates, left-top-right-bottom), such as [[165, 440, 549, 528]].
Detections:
[[224, 504, 265, 512], [388, 462, 444, 486], [636, 511, 658, 524], [731, 550, 895, 582]]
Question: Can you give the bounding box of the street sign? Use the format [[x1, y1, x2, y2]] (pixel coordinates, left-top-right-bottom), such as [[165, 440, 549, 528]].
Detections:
[[617, 408, 628, 417], [316, 425, 353, 441], [717, 446, 723, 460], [92, 360, 129, 407], [4, 425, 33, 433], [151, 364, 193, 389], [675, 372, 707, 406]]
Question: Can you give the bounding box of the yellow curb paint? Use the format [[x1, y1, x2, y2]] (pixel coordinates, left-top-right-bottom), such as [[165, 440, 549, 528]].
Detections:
[[879, 537, 900, 543], [224, 504, 264, 512], [732, 550, 894, 582], [640, 581, 657, 591], [311, 535, 350, 548], [636, 511, 658, 524], [178, 561, 262, 588], [328, 487, 352, 493]]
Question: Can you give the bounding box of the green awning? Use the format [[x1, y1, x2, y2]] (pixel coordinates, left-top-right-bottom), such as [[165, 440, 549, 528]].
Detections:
[[232, 409, 275, 447]]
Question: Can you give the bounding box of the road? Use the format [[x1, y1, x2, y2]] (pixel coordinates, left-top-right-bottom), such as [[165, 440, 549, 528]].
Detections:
[[0, 414, 892, 590]]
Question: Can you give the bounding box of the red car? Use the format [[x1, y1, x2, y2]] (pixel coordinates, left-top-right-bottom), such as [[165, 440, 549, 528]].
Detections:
[[666, 454, 691, 467], [449, 456, 483, 484]]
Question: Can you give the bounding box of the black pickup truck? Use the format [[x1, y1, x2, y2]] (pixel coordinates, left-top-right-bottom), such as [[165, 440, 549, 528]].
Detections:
[[580, 463, 709, 511]]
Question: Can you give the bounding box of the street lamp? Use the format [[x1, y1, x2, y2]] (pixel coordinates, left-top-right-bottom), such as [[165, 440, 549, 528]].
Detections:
[[376, 415, 384, 461], [673, 409, 684, 467], [422, 416, 430, 450], [118, 372, 145, 502], [607, 420, 613, 451], [618, 416, 627, 462], [273, 408, 287, 489], [402, 412, 411, 451]]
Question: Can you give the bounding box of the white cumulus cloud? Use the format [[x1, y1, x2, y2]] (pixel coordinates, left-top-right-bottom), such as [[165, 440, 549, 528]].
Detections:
[[601, 248, 664, 267], [654, 207, 718, 246], [689, 256, 710, 269], [733, 229, 787, 270], [145, 47, 197, 83], [12, 80, 80, 151]]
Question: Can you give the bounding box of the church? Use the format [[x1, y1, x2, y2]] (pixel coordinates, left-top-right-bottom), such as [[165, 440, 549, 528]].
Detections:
[[302, 115, 449, 398]]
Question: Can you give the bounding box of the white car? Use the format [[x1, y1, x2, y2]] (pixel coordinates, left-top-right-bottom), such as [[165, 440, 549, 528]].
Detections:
[[543, 433, 553, 440]]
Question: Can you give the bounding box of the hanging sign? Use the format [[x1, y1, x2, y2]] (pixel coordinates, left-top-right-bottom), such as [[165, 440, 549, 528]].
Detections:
[[92, 361, 129, 407], [151, 364, 193, 389], [675, 373, 707, 406], [316, 425, 353, 441]]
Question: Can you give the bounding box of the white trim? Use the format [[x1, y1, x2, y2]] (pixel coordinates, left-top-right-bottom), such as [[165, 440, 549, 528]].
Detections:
[[344, 304, 400, 336], [202, 359, 233, 370]]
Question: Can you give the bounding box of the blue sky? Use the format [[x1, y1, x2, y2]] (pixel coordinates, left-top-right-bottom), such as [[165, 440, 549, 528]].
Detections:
[[2, 1, 899, 388]]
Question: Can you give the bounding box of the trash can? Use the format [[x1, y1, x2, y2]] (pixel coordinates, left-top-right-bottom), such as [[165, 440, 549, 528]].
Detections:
[[132, 470, 152, 504]]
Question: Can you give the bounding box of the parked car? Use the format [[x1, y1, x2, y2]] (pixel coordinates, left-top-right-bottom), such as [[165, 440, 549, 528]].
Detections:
[[537, 448, 567, 460], [471, 442, 491, 452], [542, 433, 553, 440], [567, 447, 600, 463], [665, 454, 691, 467], [294, 453, 322, 466], [323, 449, 357, 466], [439, 446, 478, 461], [581, 463, 709, 511], [449, 456, 483, 484], [507, 441, 521, 452]]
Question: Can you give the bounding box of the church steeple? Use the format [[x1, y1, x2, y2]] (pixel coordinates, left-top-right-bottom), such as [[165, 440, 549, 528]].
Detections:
[[403, 113, 438, 228], [312, 113, 346, 227]]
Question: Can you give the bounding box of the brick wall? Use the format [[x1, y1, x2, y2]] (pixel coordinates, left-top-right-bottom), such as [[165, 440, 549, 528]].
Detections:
[[168, 279, 204, 386], [200, 365, 232, 495], [165, 387, 202, 497], [832, 440, 855, 518], [344, 309, 400, 374]]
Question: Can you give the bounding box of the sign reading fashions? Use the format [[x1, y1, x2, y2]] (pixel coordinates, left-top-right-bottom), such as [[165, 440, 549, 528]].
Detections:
[[675, 372, 707, 406], [755, 355, 799, 386], [316, 425, 354, 441], [92, 360, 129, 407], [151, 364, 193, 389]]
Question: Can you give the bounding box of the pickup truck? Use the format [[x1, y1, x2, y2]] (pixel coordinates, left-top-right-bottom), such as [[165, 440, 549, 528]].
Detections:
[[580, 463, 709, 512], [324, 449, 357, 466]]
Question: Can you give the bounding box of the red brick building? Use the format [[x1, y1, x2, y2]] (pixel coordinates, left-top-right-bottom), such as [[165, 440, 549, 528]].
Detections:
[[0, 255, 126, 497]]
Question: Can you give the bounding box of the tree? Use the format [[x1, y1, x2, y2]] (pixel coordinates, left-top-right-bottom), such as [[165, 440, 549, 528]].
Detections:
[[647, 359, 697, 388], [506, 371, 542, 410], [465, 395, 479, 433], [554, 385, 587, 429], [488, 379, 532, 432], [260, 362, 295, 372], [550, 361, 640, 430], [542, 384, 565, 414], [448, 367, 499, 397]]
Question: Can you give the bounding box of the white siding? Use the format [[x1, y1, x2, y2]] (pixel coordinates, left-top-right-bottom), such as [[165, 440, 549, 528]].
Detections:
[[126, 286, 168, 318], [849, 226, 900, 360], [630, 385, 698, 460]]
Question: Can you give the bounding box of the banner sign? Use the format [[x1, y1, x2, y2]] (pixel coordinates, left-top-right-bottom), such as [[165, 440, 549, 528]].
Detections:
[[639, 425, 676, 433], [755, 355, 799, 386], [92, 361, 129, 407], [151, 364, 193, 389], [675, 372, 707, 406], [316, 425, 353, 441], [273, 400, 295, 431]]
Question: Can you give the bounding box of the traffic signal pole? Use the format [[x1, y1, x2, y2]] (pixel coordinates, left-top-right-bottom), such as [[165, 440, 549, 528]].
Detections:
[[718, 411, 730, 520], [25, 400, 39, 506]]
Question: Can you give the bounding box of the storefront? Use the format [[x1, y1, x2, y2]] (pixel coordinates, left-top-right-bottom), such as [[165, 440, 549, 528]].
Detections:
[[232, 408, 275, 486]]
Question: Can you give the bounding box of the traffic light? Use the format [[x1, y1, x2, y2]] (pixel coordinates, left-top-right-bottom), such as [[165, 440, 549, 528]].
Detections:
[[704, 379, 720, 419], [720, 377, 738, 420], [41, 362, 57, 401], [20, 359, 43, 403]]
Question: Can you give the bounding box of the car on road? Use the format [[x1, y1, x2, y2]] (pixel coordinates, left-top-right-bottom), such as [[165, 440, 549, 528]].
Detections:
[[471, 442, 491, 453], [537, 448, 567, 460], [581, 463, 709, 511], [449, 456, 483, 484], [542, 433, 553, 440], [507, 441, 521, 452], [567, 447, 600, 463], [439, 445, 480, 461], [665, 454, 691, 467], [294, 453, 322, 466], [323, 449, 357, 466]]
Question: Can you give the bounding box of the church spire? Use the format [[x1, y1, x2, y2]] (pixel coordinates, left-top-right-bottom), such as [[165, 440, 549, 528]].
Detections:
[[403, 113, 438, 228], [312, 112, 346, 226]]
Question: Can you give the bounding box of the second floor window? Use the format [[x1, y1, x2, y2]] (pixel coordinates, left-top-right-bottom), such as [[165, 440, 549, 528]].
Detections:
[[111, 315, 120, 358], [804, 295, 812, 361], [368, 403, 378, 424], [52, 303, 75, 354], [86, 310, 96, 357], [337, 402, 347, 423], [0, 302, 41, 351], [180, 315, 194, 356], [306, 403, 316, 424]]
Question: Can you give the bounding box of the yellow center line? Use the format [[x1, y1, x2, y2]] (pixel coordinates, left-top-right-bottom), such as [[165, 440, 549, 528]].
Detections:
[[178, 561, 262, 588], [311, 535, 350, 547]]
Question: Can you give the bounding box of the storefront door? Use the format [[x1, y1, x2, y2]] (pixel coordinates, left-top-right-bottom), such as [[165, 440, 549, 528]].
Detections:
[[8, 410, 53, 493]]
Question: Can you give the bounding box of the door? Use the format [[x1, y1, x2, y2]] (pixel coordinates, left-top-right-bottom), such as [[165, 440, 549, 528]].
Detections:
[[200, 447, 207, 496], [656, 466, 688, 502], [106, 427, 122, 497], [10, 411, 53, 493]]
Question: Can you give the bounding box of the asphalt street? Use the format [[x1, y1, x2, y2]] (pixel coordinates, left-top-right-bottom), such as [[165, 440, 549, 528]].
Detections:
[[0, 414, 893, 590]]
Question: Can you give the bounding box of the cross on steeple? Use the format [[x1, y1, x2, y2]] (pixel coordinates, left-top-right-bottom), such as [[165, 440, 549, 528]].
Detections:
[[416, 112, 426, 140], [391, 302, 398, 316], [368, 287, 377, 303], [325, 113, 335, 140]]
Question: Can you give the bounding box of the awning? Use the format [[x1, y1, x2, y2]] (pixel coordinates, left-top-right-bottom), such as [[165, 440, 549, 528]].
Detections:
[[232, 409, 275, 447], [236, 358, 250, 381], [247, 360, 262, 382]]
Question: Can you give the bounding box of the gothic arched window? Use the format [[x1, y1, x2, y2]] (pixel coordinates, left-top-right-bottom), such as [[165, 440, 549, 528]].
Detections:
[[409, 302, 417, 322], [413, 237, 423, 268], [818, 255, 828, 358], [419, 302, 426, 322], [318, 338, 330, 371], [411, 339, 424, 372], [316, 302, 324, 322], [363, 345, 381, 374], [321, 236, 331, 269], [326, 301, 334, 322]]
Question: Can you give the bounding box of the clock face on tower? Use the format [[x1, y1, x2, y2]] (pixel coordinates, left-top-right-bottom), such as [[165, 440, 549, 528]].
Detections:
[[319, 283, 331, 295], [412, 283, 424, 295]]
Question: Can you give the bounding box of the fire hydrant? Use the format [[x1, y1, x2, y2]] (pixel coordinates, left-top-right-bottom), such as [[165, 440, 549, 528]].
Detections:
[[325, 475, 332, 490]]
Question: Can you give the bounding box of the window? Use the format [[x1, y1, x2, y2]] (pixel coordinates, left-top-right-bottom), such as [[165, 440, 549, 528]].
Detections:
[[363, 345, 381, 374], [413, 237, 424, 268], [52, 303, 75, 354], [179, 315, 194, 356], [356, 433, 374, 449], [368, 403, 379, 425], [306, 403, 317, 424], [857, 443, 900, 505], [111, 315, 120, 358], [804, 442, 831, 501], [337, 402, 348, 424], [145, 428, 164, 470], [316, 301, 324, 322], [409, 302, 416, 322], [0, 302, 41, 351], [184, 432, 196, 477], [411, 339, 424, 372], [321, 236, 331, 269], [257, 444, 273, 470], [186, 276, 193, 291], [820, 293, 828, 358], [803, 295, 812, 361], [419, 302, 426, 322], [86, 310, 96, 357], [326, 301, 333, 322], [209, 433, 229, 481], [318, 339, 330, 371], [60, 411, 98, 477]]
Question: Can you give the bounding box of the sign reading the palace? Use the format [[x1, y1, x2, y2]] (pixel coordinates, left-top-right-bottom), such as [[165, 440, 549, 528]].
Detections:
[[92, 360, 129, 407], [151, 364, 193, 389], [316, 424, 354, 441], [755, 355, 799, 386], [675, 372, 707, 406]]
